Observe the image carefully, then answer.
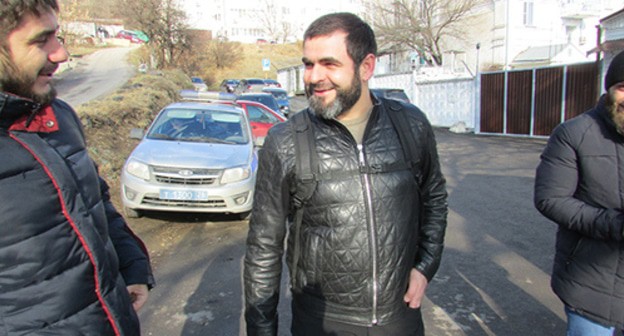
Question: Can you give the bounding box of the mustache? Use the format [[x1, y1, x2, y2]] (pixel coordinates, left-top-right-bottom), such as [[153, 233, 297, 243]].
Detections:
[[40, 63, 59, 75], [308, 82, 335, 91]]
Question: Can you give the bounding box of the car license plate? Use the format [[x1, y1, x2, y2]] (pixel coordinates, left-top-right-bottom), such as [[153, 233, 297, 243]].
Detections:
[[160, 189, 209, 201]]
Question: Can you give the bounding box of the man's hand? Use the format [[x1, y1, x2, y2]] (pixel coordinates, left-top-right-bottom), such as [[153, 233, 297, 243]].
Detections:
[[403, 268, 428, 308], [127, 284, 149, 312]]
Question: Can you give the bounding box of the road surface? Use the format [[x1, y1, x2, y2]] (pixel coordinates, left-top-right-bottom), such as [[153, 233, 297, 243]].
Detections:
[[55, 46, 136, 107]]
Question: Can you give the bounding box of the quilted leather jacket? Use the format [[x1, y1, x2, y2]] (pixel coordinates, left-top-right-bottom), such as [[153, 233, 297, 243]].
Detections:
[[0, 93, 153, 335], [535, 95, 624, 329], [244, 95, 448, 335]]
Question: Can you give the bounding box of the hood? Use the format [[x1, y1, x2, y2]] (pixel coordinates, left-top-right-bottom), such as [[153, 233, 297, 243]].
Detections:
[[0, 92, 60, 133], [0, 92, 39, 128], [128, 138, 253, 169]]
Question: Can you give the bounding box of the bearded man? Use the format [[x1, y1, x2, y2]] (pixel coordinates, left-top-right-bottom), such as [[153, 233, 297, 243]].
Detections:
[[0, 1, 154, 334], [244, 12, 448, 336], [535, 49, 624, 336]]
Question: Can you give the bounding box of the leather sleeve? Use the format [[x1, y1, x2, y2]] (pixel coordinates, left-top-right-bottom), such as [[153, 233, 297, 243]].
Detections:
[[411, 108, 449, 281], [244, 123, 291, 336]]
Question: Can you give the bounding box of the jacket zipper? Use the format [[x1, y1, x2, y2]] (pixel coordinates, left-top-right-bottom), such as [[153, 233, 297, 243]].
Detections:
[[358, 144, 378, 325]]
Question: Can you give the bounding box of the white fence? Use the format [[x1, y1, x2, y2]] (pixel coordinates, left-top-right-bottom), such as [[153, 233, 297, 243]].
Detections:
[[371, 72, 477, 130], [277, 66, 478, 130]]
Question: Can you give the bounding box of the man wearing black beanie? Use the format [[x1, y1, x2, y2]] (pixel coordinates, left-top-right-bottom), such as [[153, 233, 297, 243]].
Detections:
[[534, 49, 624, 336]]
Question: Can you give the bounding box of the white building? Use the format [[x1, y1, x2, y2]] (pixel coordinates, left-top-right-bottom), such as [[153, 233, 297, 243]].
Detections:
[[179, 0, 367, 43], [451, 0, 620, 71]]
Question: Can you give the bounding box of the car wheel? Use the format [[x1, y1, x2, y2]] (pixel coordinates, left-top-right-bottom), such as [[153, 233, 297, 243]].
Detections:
[[124, 206, 142, 218]]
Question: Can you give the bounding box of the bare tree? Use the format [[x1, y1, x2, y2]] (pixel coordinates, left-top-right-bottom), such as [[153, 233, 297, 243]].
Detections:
[[113, 0, 191, 69], [205, 40, 244, 70], [372, 0, 483, 66], [256, 0, 295, 43]]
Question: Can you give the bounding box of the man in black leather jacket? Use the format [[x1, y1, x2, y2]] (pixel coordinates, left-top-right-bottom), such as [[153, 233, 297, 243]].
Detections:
[[0, 1, 153, 334], [244, 12, 448, 335], [534, 50, 624, 335]]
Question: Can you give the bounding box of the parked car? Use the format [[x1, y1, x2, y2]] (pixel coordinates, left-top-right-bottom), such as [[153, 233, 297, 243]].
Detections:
[[263, 79, 282, 88], [220, 79, 240, 93], [236, 92, 283, 116], [191, 76, 208, 91], [179, 90, 286, 140], [115, 30, 148, 44], [234, 78, 266, 94], [121, 101, 258, 219], [262, 87, 291, 117], [370, 88, 411, 103], [234, 99, 287, 140]]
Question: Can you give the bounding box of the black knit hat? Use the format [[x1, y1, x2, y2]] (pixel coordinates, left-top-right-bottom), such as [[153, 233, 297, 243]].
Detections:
[[605, 50, 624, 90]]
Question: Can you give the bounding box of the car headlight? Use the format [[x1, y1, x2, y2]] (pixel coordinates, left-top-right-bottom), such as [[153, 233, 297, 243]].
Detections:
[[221, 166, 250, 184], [125, 159, 150, 180]]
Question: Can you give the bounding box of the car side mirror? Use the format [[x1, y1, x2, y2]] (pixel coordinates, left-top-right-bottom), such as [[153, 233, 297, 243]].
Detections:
[[130, 128, 144, 139]]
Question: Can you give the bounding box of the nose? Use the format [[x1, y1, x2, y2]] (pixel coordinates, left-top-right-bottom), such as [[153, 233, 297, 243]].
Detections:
[[305, 64, 324, 85], [49, 36, 69, 64]]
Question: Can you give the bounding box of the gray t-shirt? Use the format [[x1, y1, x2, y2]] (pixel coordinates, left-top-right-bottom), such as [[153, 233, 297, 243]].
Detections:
[[338, 107, 373, 144]]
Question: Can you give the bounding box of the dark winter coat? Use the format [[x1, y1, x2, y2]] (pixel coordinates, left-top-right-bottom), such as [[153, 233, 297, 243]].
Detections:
[[0, 92, 154, 335], [535, 95, 624, 328], [244, 95, 448, 335]]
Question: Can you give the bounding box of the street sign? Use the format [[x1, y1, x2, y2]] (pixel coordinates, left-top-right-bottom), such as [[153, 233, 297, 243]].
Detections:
[[262, 58, 270, 71]]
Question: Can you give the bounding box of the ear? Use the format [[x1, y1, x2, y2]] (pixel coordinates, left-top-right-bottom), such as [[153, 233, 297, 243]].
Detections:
[[359, 54, 376, 81]]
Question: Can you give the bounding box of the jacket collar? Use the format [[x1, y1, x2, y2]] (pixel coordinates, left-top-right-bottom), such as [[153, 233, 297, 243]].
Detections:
[[0, 91, 59, 133]]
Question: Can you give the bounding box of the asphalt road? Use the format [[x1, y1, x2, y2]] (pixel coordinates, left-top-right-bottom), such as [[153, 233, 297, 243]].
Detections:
[[55, 46, 136, 107], [54, 51, 565, 334]]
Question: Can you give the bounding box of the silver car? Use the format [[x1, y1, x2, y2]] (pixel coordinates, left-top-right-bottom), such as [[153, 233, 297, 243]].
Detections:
[[121, 101, 258, 219]]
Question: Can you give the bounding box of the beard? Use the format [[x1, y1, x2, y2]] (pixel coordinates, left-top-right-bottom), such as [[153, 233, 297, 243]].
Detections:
[[306, 70, 362, 120], [0, 50, 57, 106], [606, 90, 624, 135]]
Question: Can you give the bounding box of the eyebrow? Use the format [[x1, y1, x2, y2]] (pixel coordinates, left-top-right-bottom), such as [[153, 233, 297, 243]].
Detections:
[[301, 56, 342, 65], [27, 26, 58, 44]]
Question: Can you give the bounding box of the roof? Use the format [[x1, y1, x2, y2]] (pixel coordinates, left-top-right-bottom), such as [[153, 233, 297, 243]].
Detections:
[[586, 38, 624, 56], [600, 6, 624, 23], [513, 44, 573, 63]]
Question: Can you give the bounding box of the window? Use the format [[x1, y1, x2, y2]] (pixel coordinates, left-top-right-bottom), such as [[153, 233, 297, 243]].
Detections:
[[523, 1, 534, 26], [246, 106, 279, 124]]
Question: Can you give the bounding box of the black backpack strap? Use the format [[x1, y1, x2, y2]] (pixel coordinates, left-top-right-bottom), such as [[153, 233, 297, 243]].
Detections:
[[291, 110, 317, 209], [385, 99, 420, 179], [289, 110, 317, 287]]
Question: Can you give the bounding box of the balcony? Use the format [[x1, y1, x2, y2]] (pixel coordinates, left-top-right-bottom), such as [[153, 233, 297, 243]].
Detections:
[[560, 0, 600, 19]]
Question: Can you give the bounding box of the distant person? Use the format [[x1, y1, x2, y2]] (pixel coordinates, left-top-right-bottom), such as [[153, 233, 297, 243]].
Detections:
[[0, 0, 154, 334], [535, 49, 624, 335], [244, 12, 448, 335]]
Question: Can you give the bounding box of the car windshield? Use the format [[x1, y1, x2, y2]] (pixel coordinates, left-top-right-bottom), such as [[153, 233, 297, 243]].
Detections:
[[248, 79, 265, 85], [146, 108, 249, 144]]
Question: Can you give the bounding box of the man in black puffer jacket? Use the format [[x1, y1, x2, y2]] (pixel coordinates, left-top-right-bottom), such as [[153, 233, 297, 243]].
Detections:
[[535, 50, 624, 335], [244, 13, 448, 336], [0, 1, 154, 335]]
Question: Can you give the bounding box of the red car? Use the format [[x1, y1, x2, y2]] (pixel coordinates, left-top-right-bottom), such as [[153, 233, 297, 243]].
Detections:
[[235, 100, 286, 139], [115, 30, 145, 44]]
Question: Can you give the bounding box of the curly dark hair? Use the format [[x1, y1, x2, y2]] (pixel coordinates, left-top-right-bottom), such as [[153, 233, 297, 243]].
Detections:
[[303, 12, 377, 67], [0, 0, 59, 39]]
